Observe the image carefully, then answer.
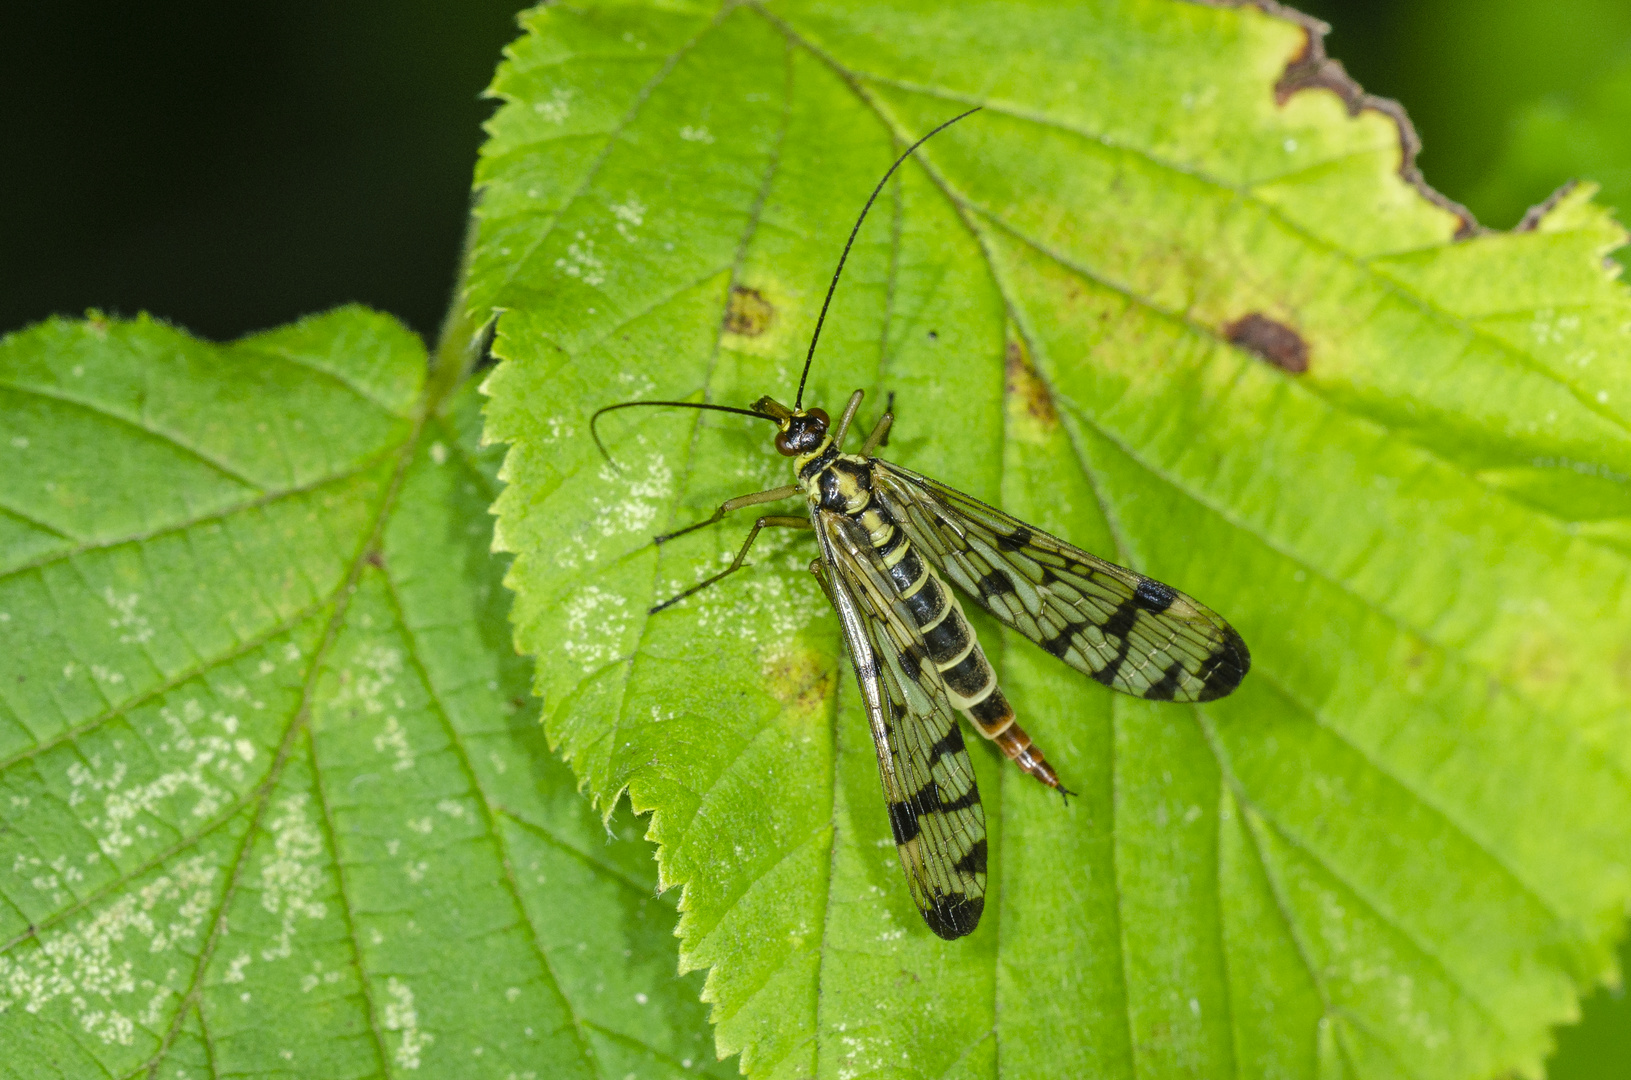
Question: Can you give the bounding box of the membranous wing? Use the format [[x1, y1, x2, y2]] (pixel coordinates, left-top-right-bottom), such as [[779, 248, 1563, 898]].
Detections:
[[814, 512, 987, 940], [872, 462, 1249, 702]]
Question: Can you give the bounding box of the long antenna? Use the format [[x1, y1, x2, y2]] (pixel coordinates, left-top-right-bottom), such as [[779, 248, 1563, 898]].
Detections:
[[591, 399, 775, 466], [794, 106, 982, 409]]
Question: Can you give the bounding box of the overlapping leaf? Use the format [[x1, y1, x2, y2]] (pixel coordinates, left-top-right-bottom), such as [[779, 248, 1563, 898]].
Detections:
[[475, 1, 1631, 1077], [0, 310, 726, 1079]]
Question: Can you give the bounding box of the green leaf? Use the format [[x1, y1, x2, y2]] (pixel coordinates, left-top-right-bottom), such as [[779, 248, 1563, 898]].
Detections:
[[1473, 53, 1631, 255], [475, 2, 1631, 1077], [0, 310, 726, 1079]]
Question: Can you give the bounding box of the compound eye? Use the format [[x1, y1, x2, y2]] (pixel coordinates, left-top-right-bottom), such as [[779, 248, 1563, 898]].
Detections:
[[774, 430, 797, 456], [806, 408, 830, 435]]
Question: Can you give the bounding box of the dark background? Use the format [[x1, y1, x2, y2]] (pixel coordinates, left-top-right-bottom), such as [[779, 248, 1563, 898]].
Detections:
[[2, 0, 1629, 1074]]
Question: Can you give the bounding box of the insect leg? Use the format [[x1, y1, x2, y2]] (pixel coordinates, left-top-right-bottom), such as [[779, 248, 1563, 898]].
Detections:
[[654, 485, 800, 545], [830, 389, 866, 448], [859, 391, 895, 456], [650, 515, 812, 613]]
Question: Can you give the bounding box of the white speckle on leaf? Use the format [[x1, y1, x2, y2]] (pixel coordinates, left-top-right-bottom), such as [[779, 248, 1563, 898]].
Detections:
[[679, 125, 715, 144], [102, 588, 154, 645], [383, 977, 434, 1069], [430, 442, 448, 465], [562, 587, 631, 672], [612, 195, 646, 241], [557, 450, 672, 571], [258, 793, 328, 961], [0, 855, 216, 1044], [1529, 309, 1582, 346], [69, 704, 251, 855], [10, 436, 27, 449], [1283, 137, 1297, 152], [224, 952, 251, 983], [407, 816, 434, 835], [533, 87, 574, 124], [634, 992, 648, 1005], [554, 237, 605, 286], [374, 717, 413, 772]]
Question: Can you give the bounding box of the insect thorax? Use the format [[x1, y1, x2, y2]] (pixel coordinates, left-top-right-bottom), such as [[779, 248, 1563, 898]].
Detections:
[[797, 444, 875, 517]]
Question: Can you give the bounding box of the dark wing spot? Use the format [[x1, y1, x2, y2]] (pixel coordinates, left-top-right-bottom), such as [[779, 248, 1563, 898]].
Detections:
[[1134, 578, 1178, 614], [1091, 635, 1133, 688], [995, 527, 1032, 552], [723, 285, 775, 336], [1039, 624, 1078, 659], [1196, 626, 1252, 701], [1142, 659, 1187, 702], [897, 646, 925, 684], [905, 779, 979, 815], [923, 894, 982, 940], [976, 570, 1016, 598], [928, 725, 967, 760], [1226, 313, 1309, 374], [1102, 599, 1140, 642], [888, 802, 921, 845], [953, 839, 988, 876]]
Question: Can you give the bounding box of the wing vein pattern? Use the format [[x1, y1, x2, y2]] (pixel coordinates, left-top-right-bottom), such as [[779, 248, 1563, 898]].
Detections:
[[817, 511, 988, 940], [872, 462, 1249, 703]]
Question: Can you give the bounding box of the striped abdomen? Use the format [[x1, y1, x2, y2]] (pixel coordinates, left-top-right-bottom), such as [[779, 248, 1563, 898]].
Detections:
[[855, 500, 1062, 791]]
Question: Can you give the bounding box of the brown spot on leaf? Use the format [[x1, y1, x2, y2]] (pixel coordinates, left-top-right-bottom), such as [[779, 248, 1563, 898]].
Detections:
[[1614, 645, 1631, 696], [763, 646, 833, 715], [364, 550, 386, 569], [1227, 313, 1309, 374], [1004, 339, 1058, 428], [1202, 0, 1481, 239], [724, 286, 775, 336]]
